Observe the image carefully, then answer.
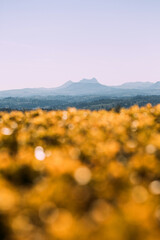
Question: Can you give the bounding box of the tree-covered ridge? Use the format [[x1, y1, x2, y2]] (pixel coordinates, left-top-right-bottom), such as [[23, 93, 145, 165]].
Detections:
[[0, 106, 160, 239], [1, 95, 160, 111]]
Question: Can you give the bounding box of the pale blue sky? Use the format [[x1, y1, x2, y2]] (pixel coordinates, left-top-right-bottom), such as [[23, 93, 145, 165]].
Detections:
[[0, 0, 160, 90]]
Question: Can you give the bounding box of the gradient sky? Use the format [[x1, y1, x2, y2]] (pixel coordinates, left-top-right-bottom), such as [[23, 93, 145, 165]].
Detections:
[[0, 0, 160, 90]]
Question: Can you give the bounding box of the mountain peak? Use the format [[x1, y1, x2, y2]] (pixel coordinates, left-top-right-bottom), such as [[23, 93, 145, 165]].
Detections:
[[65, 80, 73, 85], [154, 81, 160, 84], [58, 80, 73, 89], [80, 78, 99, 84]]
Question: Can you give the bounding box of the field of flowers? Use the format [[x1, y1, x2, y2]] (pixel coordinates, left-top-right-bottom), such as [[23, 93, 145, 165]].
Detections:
[[1, 105, 160, 240]]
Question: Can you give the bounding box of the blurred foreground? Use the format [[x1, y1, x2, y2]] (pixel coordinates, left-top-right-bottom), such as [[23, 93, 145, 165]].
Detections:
[[0, 105, 160, 239]]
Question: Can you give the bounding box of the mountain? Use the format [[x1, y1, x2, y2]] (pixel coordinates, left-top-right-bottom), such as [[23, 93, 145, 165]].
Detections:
[[54, 78, 112, 95], [0, 88, 55, 98], [0, 78, 112, 98], [150, 81, 160, 89], [57, 80, 73, 89], [118, 82, 153, 89], [79, 78, 98, 84], [0, 79, 160, 98]]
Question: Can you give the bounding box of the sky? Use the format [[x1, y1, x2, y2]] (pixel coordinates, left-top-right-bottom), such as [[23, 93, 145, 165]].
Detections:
[[0, 0, 160, 90]]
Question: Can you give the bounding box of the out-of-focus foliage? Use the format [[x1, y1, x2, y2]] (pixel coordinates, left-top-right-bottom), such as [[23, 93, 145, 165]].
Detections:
[[1, 105, 160, 239]]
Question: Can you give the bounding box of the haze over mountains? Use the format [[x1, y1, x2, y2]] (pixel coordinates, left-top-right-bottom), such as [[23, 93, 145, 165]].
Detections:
[[0, 78, 160, 98]]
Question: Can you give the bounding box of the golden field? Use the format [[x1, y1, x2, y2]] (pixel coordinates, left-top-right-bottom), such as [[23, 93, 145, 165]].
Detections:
[[1, 105, 160, 240]]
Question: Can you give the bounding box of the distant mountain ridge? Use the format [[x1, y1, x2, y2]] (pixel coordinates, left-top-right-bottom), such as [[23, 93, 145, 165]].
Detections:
[[0, 78, 160, 98], [57, 80, 73, 89], [79, 78, 98, 83], [54, 78, 112, 95], [150, 81, 160, 89], [117, 82, 153, 89]]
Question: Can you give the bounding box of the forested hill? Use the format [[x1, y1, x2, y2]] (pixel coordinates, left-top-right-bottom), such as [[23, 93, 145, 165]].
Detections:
[[1, 95, 160, 111]]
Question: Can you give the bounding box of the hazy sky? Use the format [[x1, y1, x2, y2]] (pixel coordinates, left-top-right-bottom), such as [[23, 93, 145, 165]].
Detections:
[[0, 0, 160, 90]]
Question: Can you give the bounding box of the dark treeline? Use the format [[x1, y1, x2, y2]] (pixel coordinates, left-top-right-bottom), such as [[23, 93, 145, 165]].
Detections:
[[1, 95, 160, 112]]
